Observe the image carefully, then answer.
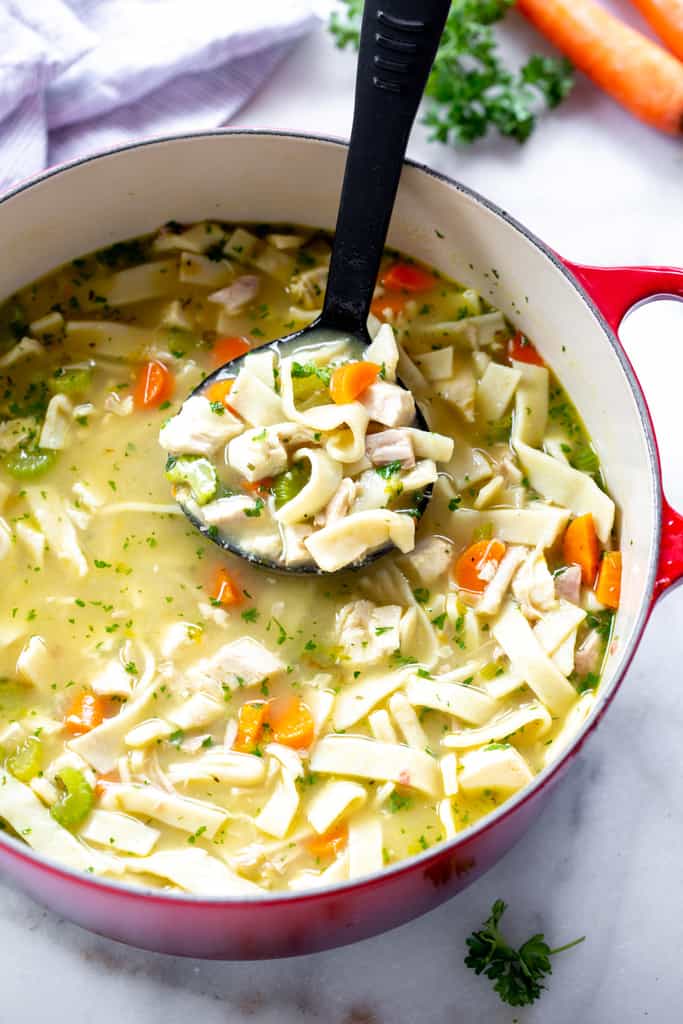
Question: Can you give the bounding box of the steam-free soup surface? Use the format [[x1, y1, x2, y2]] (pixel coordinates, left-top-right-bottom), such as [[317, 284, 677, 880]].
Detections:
[[0, 222, 620, 894]]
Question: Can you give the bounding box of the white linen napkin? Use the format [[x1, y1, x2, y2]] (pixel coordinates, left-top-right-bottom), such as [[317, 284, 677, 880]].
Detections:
[[0, 1, 318, 192]]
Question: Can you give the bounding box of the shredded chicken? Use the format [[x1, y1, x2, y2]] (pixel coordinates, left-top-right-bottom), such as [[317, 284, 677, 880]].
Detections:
[[555, 564, 582, 605], [477, 546, 527, 616], [335, 600, 402, 665], [365, 428, 415, 468], [400, 536, 454, 584], [289, 265, 328, 309], [359, 381, 416, 428], [208, 274, 260, 314], [315, 477, 356, 527], [574, 629, 603, 676], [512, 549, 557, 620]]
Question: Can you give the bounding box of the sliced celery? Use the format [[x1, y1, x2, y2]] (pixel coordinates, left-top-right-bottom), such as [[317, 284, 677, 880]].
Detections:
[[272, 462, 310, 509], [50, 767, 94, 830], [165, 455, 217, 505], [2, 448, 56, 479], [6, 736, 43, 782]]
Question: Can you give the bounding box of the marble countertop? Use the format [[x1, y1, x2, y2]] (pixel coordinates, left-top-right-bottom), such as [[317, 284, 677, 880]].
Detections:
[[3, 14, 683, 1023]]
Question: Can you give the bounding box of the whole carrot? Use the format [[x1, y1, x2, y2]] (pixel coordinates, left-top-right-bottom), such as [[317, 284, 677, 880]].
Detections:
[[629, 0, 683, 62], [517, 0, 683, 135]]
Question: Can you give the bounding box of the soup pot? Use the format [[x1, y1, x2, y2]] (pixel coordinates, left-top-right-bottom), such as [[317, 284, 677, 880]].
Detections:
[[0, 131, 681, 959]]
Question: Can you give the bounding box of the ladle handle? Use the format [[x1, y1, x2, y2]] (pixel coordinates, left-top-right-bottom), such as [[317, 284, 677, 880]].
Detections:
[[321, 0, 451, 337]]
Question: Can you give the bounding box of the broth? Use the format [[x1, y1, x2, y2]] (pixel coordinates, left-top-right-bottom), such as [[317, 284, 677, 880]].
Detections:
[[0, 222, 618, 894]]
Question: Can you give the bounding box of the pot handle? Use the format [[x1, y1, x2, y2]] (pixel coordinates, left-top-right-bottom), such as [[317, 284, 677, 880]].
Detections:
[[563, 261, 683, 600]]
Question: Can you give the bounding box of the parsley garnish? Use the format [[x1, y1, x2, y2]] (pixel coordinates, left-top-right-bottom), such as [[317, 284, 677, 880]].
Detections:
[[330, 1, 574, 146], [391, 649, 417, 667], [388, 790, 412, 813], [585, 610, 614, 641], [244, 498, 264, 518], [187, 825, 207, 845], [267, 617, 288, 646], [465, 900, 584, 1007], [291, 361, 331, 386], [574, 670, 600, 693], [376, 460, 402, 479]]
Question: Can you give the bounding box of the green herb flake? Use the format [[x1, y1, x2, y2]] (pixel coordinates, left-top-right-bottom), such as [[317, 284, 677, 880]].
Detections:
[[376, 460, 402, 480], [244, 498, 264, 518]]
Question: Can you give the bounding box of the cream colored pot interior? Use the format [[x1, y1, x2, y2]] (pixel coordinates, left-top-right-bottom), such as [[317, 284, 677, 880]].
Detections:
[[0, 132, 658, 709]]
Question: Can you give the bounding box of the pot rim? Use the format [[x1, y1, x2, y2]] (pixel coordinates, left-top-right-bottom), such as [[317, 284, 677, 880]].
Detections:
[[0, 128, 662, 907]]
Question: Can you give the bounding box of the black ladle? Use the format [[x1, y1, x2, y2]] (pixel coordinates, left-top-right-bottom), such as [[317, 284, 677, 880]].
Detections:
[[180, 0, 451, 572]]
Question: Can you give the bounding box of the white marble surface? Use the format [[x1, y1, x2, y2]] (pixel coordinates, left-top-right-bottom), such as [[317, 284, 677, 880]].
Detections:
[[2, 14, 683, 1023]]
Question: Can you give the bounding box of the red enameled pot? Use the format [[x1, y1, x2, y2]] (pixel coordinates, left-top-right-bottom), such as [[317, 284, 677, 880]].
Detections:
[[0, 132, 681, 958]]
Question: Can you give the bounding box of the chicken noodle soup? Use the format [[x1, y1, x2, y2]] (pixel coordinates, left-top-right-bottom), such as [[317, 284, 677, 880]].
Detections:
[[0, 221, 620, 895], [161, 326, 453, 570]]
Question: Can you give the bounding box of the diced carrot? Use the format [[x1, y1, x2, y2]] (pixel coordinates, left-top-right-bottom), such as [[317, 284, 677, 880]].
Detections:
[[133, 360, 174, 409], [211, 336, 250, 366], [265, 695, 315, 749], [233, 702, 267, 754], [453, 539, 506, 594], [94, 770, 119, 798], [508, 331, 544, 367], [244, 476, 273, 496], [370, 293, 408, 321], [595, 551, 622, 609], [305, 823, 348, 860], [517, 0, 683, 136], [64, 692, 106, 737], [563, 514, 600, 586], [211, 567, 242, 607], [205, 378, 237, 414], [329, 361, 381, 404], [380, 262, 437, 293]]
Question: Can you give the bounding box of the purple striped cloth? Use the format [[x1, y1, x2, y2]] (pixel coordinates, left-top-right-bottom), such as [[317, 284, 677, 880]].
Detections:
[[0, 1, 318, 192]]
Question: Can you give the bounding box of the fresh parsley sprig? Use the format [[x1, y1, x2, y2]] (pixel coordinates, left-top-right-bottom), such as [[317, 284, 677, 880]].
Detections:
[[329, 0, 574, 145], [465, 900, 585, 1006]]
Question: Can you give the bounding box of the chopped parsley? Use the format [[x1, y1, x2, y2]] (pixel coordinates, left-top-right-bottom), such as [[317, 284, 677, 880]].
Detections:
[[376, 460, 402, 479], [244, 498, 264, 518]]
